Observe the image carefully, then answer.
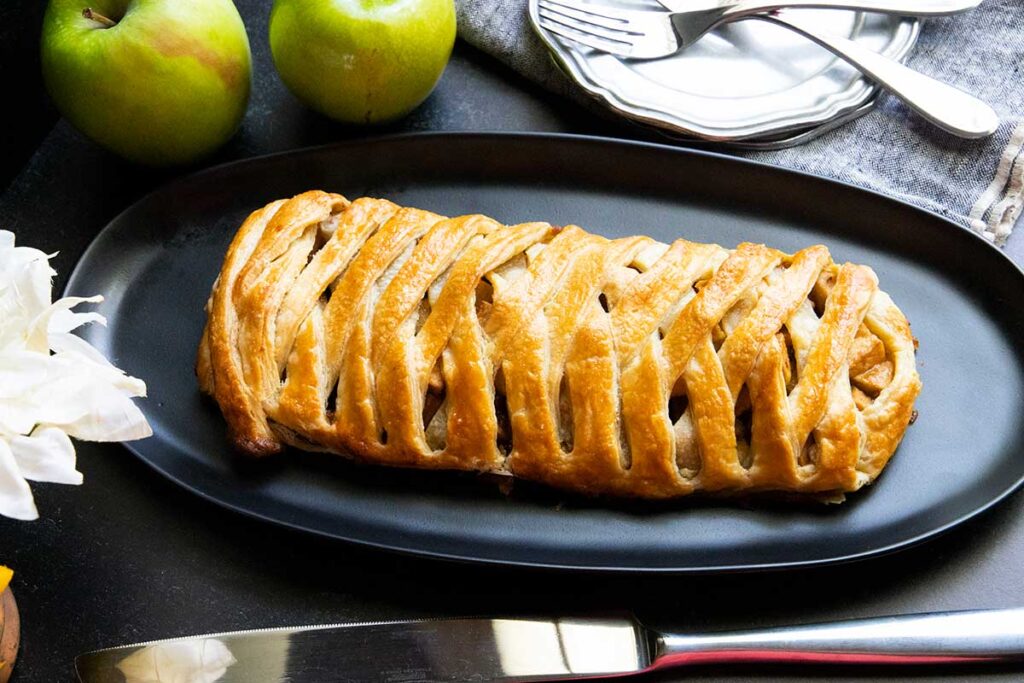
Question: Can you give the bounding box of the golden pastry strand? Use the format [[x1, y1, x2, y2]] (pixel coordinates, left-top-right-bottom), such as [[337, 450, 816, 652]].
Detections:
[[197, 191, 921, 500]]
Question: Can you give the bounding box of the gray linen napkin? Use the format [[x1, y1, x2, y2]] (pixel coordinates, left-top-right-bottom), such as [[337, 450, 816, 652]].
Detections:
[[456, 0, 1024, 243]]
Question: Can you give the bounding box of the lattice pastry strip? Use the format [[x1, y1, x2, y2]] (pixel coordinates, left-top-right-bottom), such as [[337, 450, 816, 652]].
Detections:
[[199, 192, 922, 500]]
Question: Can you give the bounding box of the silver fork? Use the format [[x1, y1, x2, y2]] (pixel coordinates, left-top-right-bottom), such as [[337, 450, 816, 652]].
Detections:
[[536, 0, 980, 58], [534, 0, 998, 139]]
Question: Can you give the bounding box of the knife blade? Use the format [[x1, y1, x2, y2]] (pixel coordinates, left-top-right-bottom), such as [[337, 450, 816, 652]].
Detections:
[[76, 609, 1024, 682], [75, 617, 650, 683]]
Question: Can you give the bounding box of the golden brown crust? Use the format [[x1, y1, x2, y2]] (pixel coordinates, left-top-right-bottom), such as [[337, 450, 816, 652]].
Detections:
[[198, 192, 922, 500]]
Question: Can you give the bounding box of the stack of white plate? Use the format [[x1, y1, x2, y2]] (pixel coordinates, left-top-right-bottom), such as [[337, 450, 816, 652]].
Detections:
[[529, 0, 919, 149]]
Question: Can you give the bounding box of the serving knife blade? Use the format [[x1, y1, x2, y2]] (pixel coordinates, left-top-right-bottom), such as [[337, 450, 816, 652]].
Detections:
[[75, 617, 649, 683], [76, 609, 1024, 682]]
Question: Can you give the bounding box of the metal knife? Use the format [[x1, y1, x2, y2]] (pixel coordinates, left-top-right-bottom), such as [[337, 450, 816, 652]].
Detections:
[[76, 610, 1024, 682]]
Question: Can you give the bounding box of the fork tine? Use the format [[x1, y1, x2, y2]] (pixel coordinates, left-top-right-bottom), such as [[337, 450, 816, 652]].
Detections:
[[538, 10, 633, 47], [540, 0, 640, 23], [538, 3, 638, 39], [536, 0, 638, 34], [538, 16, 634, 56]]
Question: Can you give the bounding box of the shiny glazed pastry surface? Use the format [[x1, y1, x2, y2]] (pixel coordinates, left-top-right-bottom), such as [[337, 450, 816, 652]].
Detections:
[[197, 191, 921, 500]]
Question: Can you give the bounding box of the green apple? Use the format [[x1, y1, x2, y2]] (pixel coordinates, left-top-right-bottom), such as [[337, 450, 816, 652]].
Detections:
[[269, 0, 455, 124], [41, 0, 252, 165]]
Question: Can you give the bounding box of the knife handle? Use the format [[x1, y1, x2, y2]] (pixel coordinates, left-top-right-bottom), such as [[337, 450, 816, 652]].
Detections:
[[653, 608, 1024, 667]]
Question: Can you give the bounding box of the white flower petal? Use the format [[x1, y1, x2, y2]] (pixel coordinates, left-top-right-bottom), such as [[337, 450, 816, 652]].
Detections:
[[26, 295, 104, 352], [0, 439, 38, 521], [47, 331, 115, 367], [47, 302, 106, 335], [11, 428, 82, 485], [49, 352, 148, 397], [16, 257, 55, 322], [0, 401, 41, 436], [0, 231, 151, 520], [0, 350, 68, 398], [59, 386, 153, 442], [0, 247, 56, 352]]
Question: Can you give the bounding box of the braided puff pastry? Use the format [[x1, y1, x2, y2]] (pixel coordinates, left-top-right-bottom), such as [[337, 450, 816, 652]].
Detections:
[[197, 191, 920, 500]]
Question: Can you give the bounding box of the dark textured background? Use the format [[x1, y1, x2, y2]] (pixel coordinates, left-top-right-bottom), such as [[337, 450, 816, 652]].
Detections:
[[0, 0, 57, 189], [2, 1, 1023, 681]]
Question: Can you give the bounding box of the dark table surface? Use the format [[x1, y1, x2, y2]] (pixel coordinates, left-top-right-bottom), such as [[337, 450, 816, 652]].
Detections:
[[3, 2, 1024, 681]]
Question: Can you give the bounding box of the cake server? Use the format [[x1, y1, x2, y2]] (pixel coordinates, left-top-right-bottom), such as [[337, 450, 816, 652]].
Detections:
[[76, 609, 1024, 682]]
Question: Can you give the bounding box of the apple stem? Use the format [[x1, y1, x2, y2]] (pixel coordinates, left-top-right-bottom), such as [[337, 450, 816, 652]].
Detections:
[[82, 8, 116, 27]]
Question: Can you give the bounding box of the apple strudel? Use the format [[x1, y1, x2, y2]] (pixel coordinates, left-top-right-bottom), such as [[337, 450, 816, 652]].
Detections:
[[197, 191, 921, 499]]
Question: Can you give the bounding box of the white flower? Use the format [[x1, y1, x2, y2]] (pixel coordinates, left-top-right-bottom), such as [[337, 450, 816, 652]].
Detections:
[[0, 230, 151, 520]]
